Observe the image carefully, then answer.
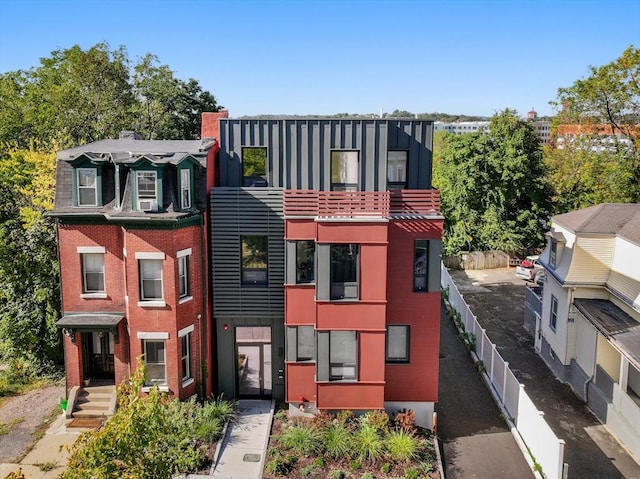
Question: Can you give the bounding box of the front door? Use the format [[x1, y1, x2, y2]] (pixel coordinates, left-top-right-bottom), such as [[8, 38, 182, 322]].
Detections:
[[82, 332, 115, 381], [235, 327, 272, 398]]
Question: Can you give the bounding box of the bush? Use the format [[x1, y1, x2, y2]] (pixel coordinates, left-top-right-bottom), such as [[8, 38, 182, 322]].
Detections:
[[279, 424, 321, 456], [385, 430, 419, 462], [360, 410, 390, 433], [323, 424, 353, 460], [355, 425, 384, 463], [393, 409, 416, 433]]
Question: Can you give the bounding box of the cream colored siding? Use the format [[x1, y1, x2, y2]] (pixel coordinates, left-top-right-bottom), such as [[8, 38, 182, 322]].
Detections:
[[566, 237, 615, 284], [597, 334, 621, 382], [542, 277, 570, 364], [612, 237, 640, 281], [575, 315, 597, 376], [574, 287, 609, 299], [566, 317, 577, 363], [607, 270, 640, 310]]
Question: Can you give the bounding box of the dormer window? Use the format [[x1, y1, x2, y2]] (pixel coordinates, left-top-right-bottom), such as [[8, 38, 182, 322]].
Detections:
[[180, 168, 191, 210], [77, 168, 98, 206], [136, 171, 157, 211]]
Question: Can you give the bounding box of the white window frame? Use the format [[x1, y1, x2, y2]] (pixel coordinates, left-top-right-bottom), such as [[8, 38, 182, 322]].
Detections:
[[178, 325, 194, 386], [177, 248, 191, 302], [136, 170, 157, 211], [77, 168, 98, 206], [81, 253, 105, 296], [180, 169, 191, 210], [136, 252, 165, 306], [550, 295, 558, 332], [141, 339, 167, 389]]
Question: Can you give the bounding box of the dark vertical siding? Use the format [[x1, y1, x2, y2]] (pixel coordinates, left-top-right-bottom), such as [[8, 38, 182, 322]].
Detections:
[[218, 119, 433, 191]]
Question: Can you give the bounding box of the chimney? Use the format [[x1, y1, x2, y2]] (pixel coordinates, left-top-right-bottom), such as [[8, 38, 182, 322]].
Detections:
[[201, 110, 229, 140]]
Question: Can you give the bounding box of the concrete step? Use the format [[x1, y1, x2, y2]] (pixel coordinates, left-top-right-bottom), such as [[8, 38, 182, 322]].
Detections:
[[71, 385, 116, 418], [75, 401, 110, 410], [72, 408, 110, 418]]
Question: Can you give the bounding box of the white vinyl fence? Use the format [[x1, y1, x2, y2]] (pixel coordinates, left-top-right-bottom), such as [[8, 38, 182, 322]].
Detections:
[[442, 264, 566, 479]]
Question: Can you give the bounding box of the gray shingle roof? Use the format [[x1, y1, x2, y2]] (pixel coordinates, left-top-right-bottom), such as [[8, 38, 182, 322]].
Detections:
[[57, 139, 214, 163], [552, 203, 640, 245]]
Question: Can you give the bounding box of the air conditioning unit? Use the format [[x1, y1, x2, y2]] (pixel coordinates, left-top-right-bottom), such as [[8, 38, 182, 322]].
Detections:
[[139, 200, 157, 211]]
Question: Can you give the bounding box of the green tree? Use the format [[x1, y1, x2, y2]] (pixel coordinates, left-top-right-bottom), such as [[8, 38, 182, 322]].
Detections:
[[548, 46, 640, 207], [434, 109, 552, 255]]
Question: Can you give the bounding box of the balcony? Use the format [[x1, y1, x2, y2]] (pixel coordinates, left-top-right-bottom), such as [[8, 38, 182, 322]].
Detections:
[[283, 190, 440, 219]]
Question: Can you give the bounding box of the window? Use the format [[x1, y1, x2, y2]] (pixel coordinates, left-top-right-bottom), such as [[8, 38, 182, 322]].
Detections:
[[177, 249, 191, 299], [180, 169, 191, 209], [81, 253, 105, 293], [296, 241, 315, 284], [550, 295, 558, 331], [242, 147, 267, 186], [330, 244, 359, 300], [296, 326, 315, 361], [550, 239, 557, 268], [331, 151, 359, 191], [386, 325, 410, 363], [414, 240, 428, 292], [143, 340, 166, 386], [136, 171, 157, 211], [330, 331, 357, 380], [387, 151, 407, 189], [181, 333, 191, 383], [139, 259, 163, 300], [241, 236, 268, 286], [77, 168, 98, 206]]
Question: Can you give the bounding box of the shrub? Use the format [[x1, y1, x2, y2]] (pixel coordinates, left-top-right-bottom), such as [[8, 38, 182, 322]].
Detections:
[[354, 425, 384, 463], [329, 470, 349, 479], [385, 429, 419, 462], [361, 473, 375, 479], [393, 409, 416, 433], [323, 423, 353, 460], [312, 409, 334, 430], [336, 410, 354, 426], [279, 424, 321, 456], [380, 462, 392, 473], [405, 468, 420, 479], [360, 410, 390, 433], [265, 453, 296, 477], [349, 459, 361, 470], [300, 463, 317, 477]]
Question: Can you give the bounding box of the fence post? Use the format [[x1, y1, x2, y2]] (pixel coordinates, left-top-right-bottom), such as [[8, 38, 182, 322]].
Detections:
[[490, 343, 496, 384], [503, 361, 509, 407], [480, 328, 486, 362]]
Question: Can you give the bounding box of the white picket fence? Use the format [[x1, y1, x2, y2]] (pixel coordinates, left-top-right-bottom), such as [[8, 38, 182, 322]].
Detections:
[[441, 264, 566, 479]]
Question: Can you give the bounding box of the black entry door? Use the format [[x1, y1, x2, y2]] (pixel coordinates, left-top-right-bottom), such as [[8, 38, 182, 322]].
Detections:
[[82, 332, 115, 379]]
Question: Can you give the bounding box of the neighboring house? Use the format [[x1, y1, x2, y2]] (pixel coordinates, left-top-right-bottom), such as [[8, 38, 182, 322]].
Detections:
[[536, 203, 640, 459], [51, 132, 217, 400], [52, 114, 443, 427], [208, 117, 443, 425]]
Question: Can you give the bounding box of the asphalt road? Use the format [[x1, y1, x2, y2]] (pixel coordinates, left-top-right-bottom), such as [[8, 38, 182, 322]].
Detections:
[[449, 267, 640, 479]]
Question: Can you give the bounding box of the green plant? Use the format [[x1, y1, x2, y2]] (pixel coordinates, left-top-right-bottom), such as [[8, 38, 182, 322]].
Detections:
[[404, 468, 420, 479], [280, 424, 322, 456], [349, 459, 361, 470], [329, 469, 350, 479], [336, 410, 354, 426], [0, 418, 24, 436], [300, 463, 318, 477], [420, 461, 434, 473], [323, 424, 353, 459], [361, 410, 390, 433], [312, 409, 334, 430], [380, 462, 392, 474], [475, 360, 486, 374], [313, 457, 326, 467], [460, 332, 476, 352], [355, 424, 384, 463], [265, 455, 296, 477], [36, 461, 57, 472], [361, 473, 375, 479], [385, 429, 419, 462]]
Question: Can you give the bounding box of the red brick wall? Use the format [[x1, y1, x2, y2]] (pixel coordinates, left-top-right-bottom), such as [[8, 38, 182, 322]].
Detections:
[[385, 219, 443, 402]]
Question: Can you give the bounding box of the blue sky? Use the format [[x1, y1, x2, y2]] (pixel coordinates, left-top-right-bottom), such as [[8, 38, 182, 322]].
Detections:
[[0, 0, 638, 118]]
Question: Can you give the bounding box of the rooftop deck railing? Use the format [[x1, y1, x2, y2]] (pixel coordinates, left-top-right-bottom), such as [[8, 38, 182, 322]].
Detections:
[[283, 189, 440, 218]]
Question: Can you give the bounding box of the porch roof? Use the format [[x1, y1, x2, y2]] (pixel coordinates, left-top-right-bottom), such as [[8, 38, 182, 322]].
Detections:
[[56, 313, 125, 328], [574, 299, 640, 369]]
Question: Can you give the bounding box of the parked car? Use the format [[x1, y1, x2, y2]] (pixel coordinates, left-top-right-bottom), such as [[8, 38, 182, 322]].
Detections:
[[515, 255, 545, 283]]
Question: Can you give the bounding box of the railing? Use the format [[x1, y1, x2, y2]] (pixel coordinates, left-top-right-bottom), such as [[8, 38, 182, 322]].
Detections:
[[442, 264, 566, 479], [524, 284, 543, 316], [283, 189, 440, 218]]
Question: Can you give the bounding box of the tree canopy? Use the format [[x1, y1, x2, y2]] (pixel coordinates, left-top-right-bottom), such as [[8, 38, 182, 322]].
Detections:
[[434, 109, 552, 255]]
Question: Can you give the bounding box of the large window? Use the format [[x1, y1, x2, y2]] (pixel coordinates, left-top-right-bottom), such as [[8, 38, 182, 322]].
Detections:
[[387, 151, 407, 189], [296, 326, 315, 362], [330, 244, 359, 300], [178, 254, 189, 298], [242, 147, 267, 186], [81, 253, 105, 293], [136, 171, 157, 211], [241, 236, 268, 286], [143, 340, 166, 386], [296, 241, 315, 284], [414, 240, 428, 292], [330, 331, 357, 380], [77, 168, 98, 206], [331, 151, 359, 191], [550, 239, 557, 269], [550, 295, 558, 332], [181, 333, 192, 383], [139, 259, 163, 300], [180, 169, 191, 210], [386, 325, 410, 363]]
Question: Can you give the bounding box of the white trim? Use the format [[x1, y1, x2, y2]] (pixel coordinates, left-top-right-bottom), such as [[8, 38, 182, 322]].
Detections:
[[181, 378, 195, 388], [135, 252, 165, 260], [178, 324, 195, 337], [137, 331, 169, 340], [177, 248, 192, 258], [123, 248, 127, 257], [138, 300, 166, 308], [81, 293, 108, 299], [77, 246, 105, 254], [142, 386, 170, 393], [178, 295, 193, 305]]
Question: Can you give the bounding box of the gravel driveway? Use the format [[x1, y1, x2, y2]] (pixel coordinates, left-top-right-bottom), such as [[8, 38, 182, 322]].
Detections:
[[0, 385, 64, 462]]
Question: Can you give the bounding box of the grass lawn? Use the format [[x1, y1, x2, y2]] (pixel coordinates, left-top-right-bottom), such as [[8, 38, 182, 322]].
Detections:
[[264, 408, 440, 479]]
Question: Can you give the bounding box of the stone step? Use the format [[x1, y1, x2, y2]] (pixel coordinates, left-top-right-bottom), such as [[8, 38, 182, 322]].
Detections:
[[75, 401, 110, 410], [72, 408, 110, 418]]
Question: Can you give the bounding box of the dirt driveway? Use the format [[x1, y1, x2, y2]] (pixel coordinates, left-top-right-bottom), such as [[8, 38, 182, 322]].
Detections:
[[449, 267, 640, 479], [0, 384, 64, 463]]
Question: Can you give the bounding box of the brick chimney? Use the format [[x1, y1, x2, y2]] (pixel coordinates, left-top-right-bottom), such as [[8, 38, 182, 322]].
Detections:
[[201, 110, 229, 140]]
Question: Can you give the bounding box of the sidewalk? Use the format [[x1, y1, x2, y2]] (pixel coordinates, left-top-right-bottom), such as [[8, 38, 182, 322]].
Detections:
[[0, 414, 82, 479]]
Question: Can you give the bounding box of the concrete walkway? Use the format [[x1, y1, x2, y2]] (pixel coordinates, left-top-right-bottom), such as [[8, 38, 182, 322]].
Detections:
[[207, 399, 273, 479]]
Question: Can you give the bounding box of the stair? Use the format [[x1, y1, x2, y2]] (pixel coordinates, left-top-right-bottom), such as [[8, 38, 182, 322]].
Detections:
[[72, 385, 116, 418]]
